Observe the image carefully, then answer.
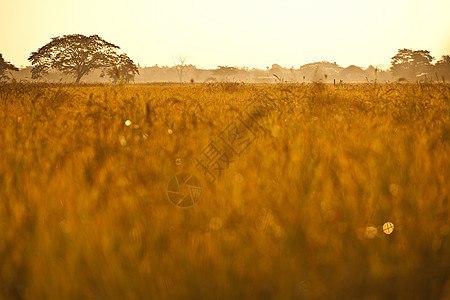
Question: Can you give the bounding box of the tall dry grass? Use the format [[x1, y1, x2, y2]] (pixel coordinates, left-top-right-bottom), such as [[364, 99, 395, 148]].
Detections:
[[0, 82, 449, 299]]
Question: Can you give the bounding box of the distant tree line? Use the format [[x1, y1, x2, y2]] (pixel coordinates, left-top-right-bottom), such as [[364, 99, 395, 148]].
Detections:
[[1, 42, 449, 83]]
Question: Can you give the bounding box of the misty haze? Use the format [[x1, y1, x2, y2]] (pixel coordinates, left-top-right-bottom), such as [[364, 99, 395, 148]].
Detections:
[[0, 0, 449, 299]]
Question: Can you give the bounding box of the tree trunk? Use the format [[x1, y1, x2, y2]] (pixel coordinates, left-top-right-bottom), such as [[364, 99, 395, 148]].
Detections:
[[75, 72, 83, 83]]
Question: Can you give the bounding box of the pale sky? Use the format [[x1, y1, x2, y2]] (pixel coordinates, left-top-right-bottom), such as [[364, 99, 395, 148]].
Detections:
[[0, 0, 449, 69]]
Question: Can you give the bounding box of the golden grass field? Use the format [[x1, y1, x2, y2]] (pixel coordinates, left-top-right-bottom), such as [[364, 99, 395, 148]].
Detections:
[[0, 82, 449, 299]]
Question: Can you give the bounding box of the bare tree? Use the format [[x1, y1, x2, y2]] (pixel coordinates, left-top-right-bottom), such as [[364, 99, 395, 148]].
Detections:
[[174, 54, 187, 83]]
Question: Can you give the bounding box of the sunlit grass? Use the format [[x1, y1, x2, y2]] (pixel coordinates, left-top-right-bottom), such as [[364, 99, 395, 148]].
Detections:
[[0, 82, 449, 299]]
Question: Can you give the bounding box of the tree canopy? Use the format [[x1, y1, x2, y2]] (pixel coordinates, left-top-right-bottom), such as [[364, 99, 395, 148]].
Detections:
[[212, 66, 242, 81], [0, 53, 19, 81], [101, 54, 139, 84], [391, 49, 434, 80], [28, 34, 138, 83]]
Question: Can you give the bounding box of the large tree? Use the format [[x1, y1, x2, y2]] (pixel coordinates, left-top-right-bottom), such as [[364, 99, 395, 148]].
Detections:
[[391, 49, 434, 80], [28, 34, 138, 83], [0, 53, 19, 81]]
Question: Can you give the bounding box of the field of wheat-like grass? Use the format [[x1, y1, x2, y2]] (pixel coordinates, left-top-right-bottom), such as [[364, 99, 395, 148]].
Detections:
[[0, 82, 449, 299]]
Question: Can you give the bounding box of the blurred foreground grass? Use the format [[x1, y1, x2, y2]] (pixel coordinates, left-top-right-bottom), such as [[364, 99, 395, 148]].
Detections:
[[0, 82, 449, 299]]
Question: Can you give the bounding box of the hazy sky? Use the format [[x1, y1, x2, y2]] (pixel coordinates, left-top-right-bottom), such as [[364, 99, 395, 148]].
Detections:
[[1, 0, 449, 69]]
